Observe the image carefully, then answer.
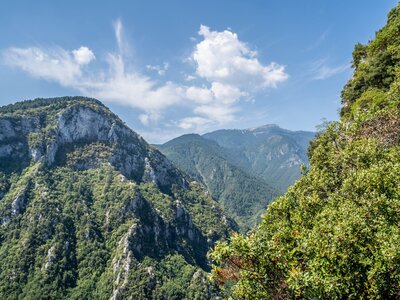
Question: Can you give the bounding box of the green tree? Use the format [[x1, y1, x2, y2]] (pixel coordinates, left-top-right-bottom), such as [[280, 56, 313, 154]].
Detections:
[[211, 3, 400, 299]]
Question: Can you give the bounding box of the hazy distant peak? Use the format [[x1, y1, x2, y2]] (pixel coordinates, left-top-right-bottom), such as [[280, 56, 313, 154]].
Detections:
[[245, 124, 279, 132]]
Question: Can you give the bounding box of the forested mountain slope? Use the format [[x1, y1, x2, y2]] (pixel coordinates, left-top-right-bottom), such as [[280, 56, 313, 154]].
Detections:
[[211, 4, 400, 299], [203, 125, 314, 193], [157, 134, 278, 230], [0, 96, 236, 299], [157, 126, 313, 230]]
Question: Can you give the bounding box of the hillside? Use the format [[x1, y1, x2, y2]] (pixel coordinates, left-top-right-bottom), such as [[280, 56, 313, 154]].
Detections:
[[157, 125, 313, 230], [203, 125, 314, 193], [212, 4, 400, 299], [0, 96, 236, 299], [157, 134, 278, 230]]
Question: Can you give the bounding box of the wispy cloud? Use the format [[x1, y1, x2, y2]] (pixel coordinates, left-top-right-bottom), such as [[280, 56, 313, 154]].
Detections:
[[3, 47, 84, 86], [146, 62, 169, 76], [306, 29, 330, 51], [308, 58, 350, 80], [2, 21, 288, 135], [3, 22, 184, 122], [178, 116, 211, 130], [113, 18, 131, 55]]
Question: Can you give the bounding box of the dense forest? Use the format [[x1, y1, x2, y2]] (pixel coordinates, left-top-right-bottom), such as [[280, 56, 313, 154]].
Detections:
[[211, 4, 400, 299], [0, 96, 236, 299], [157, 133, 279, 230], [157, 126, 313, 231]]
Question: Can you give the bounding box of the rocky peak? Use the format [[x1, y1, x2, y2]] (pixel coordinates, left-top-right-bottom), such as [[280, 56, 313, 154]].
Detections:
[[0, 97, 186, 190], [0, 97, 236, 299]]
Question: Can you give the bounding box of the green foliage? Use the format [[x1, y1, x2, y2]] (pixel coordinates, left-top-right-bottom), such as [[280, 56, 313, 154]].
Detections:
[[211, 3, 400, 299], [351, 42, 368, 69], [157, 134, 277, 231], [0, 163, 229, 299], [203, 126, 314, 193], [0, 97, 235, 299], [157, 129, 312, 230], [0, 96, 104, 118]]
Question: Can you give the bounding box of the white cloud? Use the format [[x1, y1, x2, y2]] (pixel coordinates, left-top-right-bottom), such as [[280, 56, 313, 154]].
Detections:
[[178, 116, 211, 129], [83, 53, 185, 113], [72, 46, 95, 65], [184, 74, 196, 81], [3, 22, 185, 121], [211, 82, 243, 104], [183, 83, 243, 124], [185, 86, 213, 104], [2, 22, 288, 137], [138, 113, 150, 125], [192, 25, 288, 88], [3, 47, 82, 86], [194, 104, 238, 124], [182, 25, 288, 128], [146, 62, 169, 76]]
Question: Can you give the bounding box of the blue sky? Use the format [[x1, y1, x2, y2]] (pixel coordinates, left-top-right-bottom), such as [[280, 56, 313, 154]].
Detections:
[[0, 1, 397, 143]]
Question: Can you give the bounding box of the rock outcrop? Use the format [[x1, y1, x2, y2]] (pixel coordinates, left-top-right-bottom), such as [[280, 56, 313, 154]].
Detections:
[[0, 97, 235, 299]]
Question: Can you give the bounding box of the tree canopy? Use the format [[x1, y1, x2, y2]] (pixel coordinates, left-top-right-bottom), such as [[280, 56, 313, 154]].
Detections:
[[211, 3, 400, 299]]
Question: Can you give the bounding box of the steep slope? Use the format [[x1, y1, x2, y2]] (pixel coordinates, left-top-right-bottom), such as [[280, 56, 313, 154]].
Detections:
[[212, 4, 400, 299], [203, 125, 314, 193], [157, 134, 278, 230], [0, 97, 236, 299]]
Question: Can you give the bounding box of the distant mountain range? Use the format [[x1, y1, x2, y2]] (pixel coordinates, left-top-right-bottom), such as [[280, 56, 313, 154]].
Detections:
[[156, 124, 314, 229]]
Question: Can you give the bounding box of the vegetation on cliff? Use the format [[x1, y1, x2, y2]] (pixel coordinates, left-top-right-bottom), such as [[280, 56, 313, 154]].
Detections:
[[157, 127, 313, 230], [0, 96, 236, 299], [211, 4, 400, 299], [157, 134, 278, 230]]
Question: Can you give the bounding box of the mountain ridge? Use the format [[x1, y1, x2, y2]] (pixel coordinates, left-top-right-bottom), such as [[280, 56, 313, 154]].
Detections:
[[203, 124, 314, 192], [0, 96, 236, 299], [157, 124, 313, 230], [157, 133, 278, 230]]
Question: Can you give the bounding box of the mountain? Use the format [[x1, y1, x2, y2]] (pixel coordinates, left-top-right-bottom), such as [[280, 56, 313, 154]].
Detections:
[[203, 124, 314, 193], [156, 134, 278, 230], [156, 125, 313, 230], [0, 96, 236, 299], [212, 4, 400, 299]]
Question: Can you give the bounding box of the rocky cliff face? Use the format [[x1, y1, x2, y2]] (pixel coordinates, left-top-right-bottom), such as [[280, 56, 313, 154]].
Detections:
[[0, 100, 184, 189], [0, 97, 235, 299]]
